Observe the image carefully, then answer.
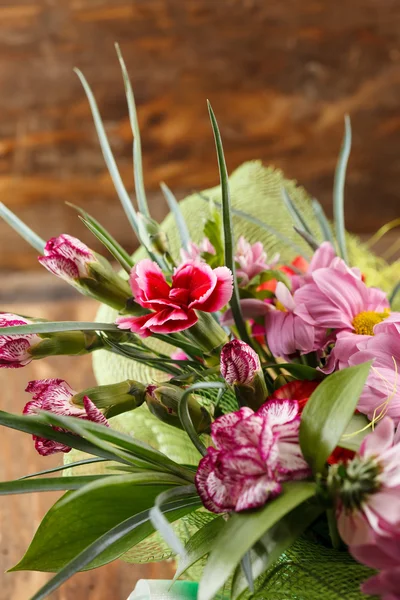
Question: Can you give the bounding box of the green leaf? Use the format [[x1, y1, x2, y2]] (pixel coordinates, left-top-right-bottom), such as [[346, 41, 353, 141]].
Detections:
[[0, 322, 120, 336], [74, 68, 139, 235], [29, 497, 201, 600], [81, 218, 132, 273], [333, 115, 351, 263], [18, 458, 109, 480], [0, 411, 124, 464], [67, 202, 133, 271], [178, 382, 225, 456], [339, 413, 370, 452], [115, 43, 149, 218], [293, 226, 319, 252], [39, 411, 196, 482], [150, 485, 198, 555], [390, 281, 400, 306], [198, 481, 317, 600], [203, 204, 224, 267], [282, 188, 313, 237], [231, 499, 323, 599], [12, 473, 188, 572], [312, 198, 335, 246], [207, 102, 253, 347], [263, 363, 321, 381], [0, 476, 106, 495], [174, 516, 225, 580], [0, 202, 45, 253], [300, 362, 371, 473], [160, 182, 191, 251]]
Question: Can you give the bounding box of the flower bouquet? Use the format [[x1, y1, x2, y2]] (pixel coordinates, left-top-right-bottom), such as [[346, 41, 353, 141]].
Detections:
[[1, 48, 400, 600]]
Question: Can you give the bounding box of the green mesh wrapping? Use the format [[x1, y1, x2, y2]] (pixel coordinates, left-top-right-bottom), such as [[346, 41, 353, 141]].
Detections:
[[67, 162, 394, 594]]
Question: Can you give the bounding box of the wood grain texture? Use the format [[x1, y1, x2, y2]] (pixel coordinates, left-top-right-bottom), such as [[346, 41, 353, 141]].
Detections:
[[0, 287, 174, 599], [1, 0, 400, 271]]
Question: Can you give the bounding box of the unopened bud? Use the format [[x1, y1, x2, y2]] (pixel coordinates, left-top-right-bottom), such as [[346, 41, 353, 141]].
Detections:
[[72, 380, 146, 418], [220, 339, 267, 410], [145, 384, 211, 434], [327, 456, 381, 510]]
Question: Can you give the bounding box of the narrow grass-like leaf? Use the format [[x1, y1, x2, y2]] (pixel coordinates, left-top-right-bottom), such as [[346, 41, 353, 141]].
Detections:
[[311, 198, 335, 246], [300, 362, 371, 473], [198, 481, 317, 600], [263, 363, 320, 381], [115, 43, 149, 217], [0, 202, 45, 253], [0, 476, 106, 495], [240, 552, 254, 593], [74, 68, 139, 235], [390, 282, 400, 305], [18, 458, 109, 480], [282, 188, 313, 236], [293, 226, 319, 251], [178, 382, 225, 456], [333, 115, 351, 263], [39, 411, 196, 482], [174, 516, 225, 580], [197, 193, 308, 257], [207, 102, 253, 347], [150, 485, 198, 555], [160, 182, 191, 251], [0, 411, 125, 464], [0, 321, 120, 336], [231, 499, 323, 599], [79, 218, 132, 273], [29, 497, 201, 600]]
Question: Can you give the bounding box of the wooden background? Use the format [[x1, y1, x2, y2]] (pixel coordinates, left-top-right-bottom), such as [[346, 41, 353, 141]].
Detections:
[[1, 0, 400, 598]]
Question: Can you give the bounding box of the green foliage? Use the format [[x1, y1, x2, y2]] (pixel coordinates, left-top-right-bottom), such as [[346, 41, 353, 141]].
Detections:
[[0, 476, 106, 495], [333, 116, 352, 263], [203, 203, 224, 267], [0, 202, 45, 253], [174, 516, 225, 580], [300, 362, 371, 473], [198, 481, 317, 600]]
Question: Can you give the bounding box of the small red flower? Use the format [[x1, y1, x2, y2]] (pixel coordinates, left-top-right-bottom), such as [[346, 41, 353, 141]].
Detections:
[[116, 259, 233, 337]]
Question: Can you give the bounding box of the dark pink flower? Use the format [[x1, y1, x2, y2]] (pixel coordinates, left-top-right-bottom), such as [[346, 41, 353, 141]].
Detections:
[[116, 259, 233, 337], [220, 339, 261, 385], [0, 313, 40, 368], [39, 234, 96, 282], [334, 418, 400, 566], [180, 238, 216, 262], [234, 236, 278, 286], [265, 282, 327, 360], [195, 399, 311, 513], [24, 378, 109, 456], [361, 567, 400, 600]]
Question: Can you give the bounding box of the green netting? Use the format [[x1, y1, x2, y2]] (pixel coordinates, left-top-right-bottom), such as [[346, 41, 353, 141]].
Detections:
[[69, 162, 394, 593]]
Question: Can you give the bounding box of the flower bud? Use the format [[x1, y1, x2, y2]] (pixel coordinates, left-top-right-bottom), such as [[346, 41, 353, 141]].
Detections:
[[137, 213, 169, 256], [145, 384, 211, 434], [39, 234, 132, 310], [0, 313, 102, 368], [220, 339, 267, 410], [72, 380, 146, 418], [327, 455, 381, 511]]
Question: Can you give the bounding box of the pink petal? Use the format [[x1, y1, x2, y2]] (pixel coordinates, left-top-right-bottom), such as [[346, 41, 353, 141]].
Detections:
[[309, 242, 336, 271], [39, 255, 80, 280], [130, 259, 170, 302], [235, 476, 281, 511], [193, 266, 233, 312], [82, 396, 109, 426], [275, 282, 296, 311], [360, 417, 395, 458]]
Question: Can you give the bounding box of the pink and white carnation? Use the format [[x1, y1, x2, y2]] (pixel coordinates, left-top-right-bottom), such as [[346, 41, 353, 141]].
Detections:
[[0, 313, 41, 368], [195, 399, 311, 513], [180, 238, 216, 262], [23, 378, 109, 456], [220, 339, 261, 385], [234, 236, 278, 286], [116, 258, 233, 337], [265, 282, 327, 360], [39, 234, 96, 283]]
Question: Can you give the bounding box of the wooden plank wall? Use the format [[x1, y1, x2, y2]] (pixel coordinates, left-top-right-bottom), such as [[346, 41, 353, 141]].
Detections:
[[1, 0, 400, 272]]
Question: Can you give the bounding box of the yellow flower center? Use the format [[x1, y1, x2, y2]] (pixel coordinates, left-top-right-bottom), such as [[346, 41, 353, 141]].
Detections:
[[275, 301, 286, 312], [352, 309, 390, 336]]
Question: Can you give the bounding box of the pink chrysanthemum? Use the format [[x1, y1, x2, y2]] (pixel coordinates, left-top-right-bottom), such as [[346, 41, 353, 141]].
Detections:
[[24, 378, 109, 456], [234, 236, 278, 286], [116, 259, 233, 337], [195, 399, 310, 513]]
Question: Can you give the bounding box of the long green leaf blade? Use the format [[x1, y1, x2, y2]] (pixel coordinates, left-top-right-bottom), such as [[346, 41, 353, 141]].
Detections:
[[0, 476, 106, 495], [80, 217, 132, 273], [74, 68, 139, 235], [207, 102, 253, 347], [311, 198, 335, 246], [282, 188, 313, 236], [300, 362, 371, 473], [161, 182, 191, 250], [198, 481, 317, 600], [0, 322, 120, 336], [0, 202, 45, 253], [174, 516, 225, 580], [115, 43, 149, 217], [18, 458, 109, 480], [333, 115, 351, 263]]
